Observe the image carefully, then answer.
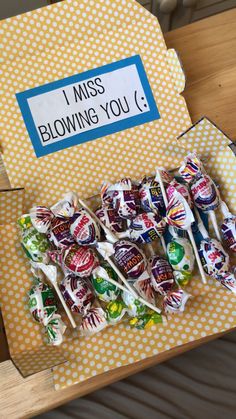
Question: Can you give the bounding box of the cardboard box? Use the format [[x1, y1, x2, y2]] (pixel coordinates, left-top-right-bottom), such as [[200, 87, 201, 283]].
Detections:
[[0, 0, 235, 390]]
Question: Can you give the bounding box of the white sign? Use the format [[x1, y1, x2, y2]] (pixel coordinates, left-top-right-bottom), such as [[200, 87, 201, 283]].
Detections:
[[16, 56, 160, 157]]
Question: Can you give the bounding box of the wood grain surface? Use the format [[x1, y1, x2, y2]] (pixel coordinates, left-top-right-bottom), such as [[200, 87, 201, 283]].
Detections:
[[0, 9, 236, 419]]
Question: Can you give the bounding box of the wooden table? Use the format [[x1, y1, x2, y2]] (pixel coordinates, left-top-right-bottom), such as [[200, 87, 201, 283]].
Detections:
[[0, 9, 236, 418]]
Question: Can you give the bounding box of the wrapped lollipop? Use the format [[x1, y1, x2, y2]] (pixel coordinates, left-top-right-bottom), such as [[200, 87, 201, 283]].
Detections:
[[91, 262, 121, 302], [105, 300, 127, 325], [60, 274, 107, 335], [195, 209, 230, 278], [139, 176, 164, 214], [70, 208, 101, 246], [179, 153, 221, 242], [95, 206, 123, 233], [154, 168, 192, 208], [18, 214, 51, 263], [148, 256, 191, 314], [167, 228, 195, 286], [116, 212, 167, 254], [156, 168, 207, 284], [220, 202, 236, 253], [29, 280, 66, 345], [215, 271, 236, 295], [101, 178, 140, 219], [30, 193, 77, 248]]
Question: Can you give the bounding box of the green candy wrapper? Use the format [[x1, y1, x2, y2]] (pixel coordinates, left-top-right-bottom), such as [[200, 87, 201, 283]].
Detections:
[[18, 214, 51, 263], [91, 263, 120, 302], [105, 300, 127, 325], [167, 237, 194, 286], [130, 310, 163, 330], [29, 280, 66, 345], [122, 290, 146, 317]]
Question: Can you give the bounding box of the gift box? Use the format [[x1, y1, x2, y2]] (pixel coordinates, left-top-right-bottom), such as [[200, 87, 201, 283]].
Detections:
[[0, 0, 235, 389]]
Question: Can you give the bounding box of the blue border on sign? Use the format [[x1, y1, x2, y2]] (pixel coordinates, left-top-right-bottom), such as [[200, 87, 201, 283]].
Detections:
[[16, 55, 160, 158]]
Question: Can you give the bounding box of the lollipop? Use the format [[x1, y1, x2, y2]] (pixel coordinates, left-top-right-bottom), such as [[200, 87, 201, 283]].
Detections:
[[156, 168, 207, 284], [70, 208, 101, 246], [91, 263, 121, 302], [18, 214, 51, 263], [60, 273, 107, 335], [95, 206, 123, 233], [116, 212, 166, 253], [30, 193, 77, 248], [105, 300, 127, 325], [113, 240, 147, 279], [220, 202, 236, 253], [167, 233, 195, 286], [195, 209, 230, 278], [215, 271, 236, 295], [29, 280, 66, 345], [148, 256, 190, 314], [139, 176, 164, 213], [101, 178, 140, 219], [179, 153, 221, 242], [48, 244, 99, 278]]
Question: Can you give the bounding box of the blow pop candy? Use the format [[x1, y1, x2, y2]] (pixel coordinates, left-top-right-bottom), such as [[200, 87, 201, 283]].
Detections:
[[101, 178, 140, 219], [139, 176, 164, 214], [116, 212, 166, 253], [95, 206, 123, 233], [220, 202, 236, 253], [18, 214, 51, 263], [179, 153, 221, 242], [70, 208, 101, 246], [155, 168, 192, 208], [148, 256, 191, 314], [195, 209, 230, 278], [156, 168, 207, 284], [91, 262, 121, 302], [60, 273, 107, 335], [167, 230, 195, 286], [29, 280, 66, 345], [30, 193, 77, 248]]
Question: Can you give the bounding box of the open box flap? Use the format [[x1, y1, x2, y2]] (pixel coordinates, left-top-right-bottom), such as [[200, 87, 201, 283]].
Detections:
[[166, 49, 185, 94], [0, 0, 191, 210], [0, 189, 66, 376]]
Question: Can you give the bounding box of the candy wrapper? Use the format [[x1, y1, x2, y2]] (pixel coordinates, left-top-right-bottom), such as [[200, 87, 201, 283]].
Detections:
[[198, 238, 230, 277], [163, 289, 190, 314], [28, 280, 66, 345], [91, 263, 121, 302], [49, 244, 99, 277], [149, 256, 174, 295], [179, 153, 202, 183], [70, 208, 101, 246], [101, 178, 140, 219], [119, 212, 166, 244], [190, 174, 220, 212], [113, 240, 147, 279], [95, 206, 123, 233], [122, 289, 146, 317], [60, 272, 108, 335], [18, 215, 51, 263], [30, 193, 77, 248], [167, 236, 195, 286], [215, 272, 236, 295], [60, 274, 94, 314], [139, 176, 164, 213], [129, 310, 163, 329], [221, 202, 236, 253], [105, 300, 127, 325]]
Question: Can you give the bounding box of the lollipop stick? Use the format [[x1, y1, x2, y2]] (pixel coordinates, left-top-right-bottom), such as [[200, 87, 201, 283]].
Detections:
[[93, 266, 161, 314], [155, 168, 168, 207], [187, 228, 207, 284], [209, 210, 221, 242], [78, 198, 117, 243], [53, 282, 77, 329]]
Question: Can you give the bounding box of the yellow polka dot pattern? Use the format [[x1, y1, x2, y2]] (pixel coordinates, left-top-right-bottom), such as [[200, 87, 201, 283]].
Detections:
[[166, 49, 185, 94], [0, 188, 24, 225], [0, 0, 191, 210]]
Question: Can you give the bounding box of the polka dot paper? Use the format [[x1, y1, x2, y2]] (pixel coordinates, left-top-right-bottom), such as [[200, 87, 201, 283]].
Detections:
[[0, 0, 235, 390], [0, 0, 191, 210]]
